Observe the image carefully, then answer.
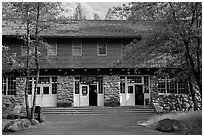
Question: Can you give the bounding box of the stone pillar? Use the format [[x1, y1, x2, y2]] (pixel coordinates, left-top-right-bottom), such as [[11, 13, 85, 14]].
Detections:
[[104, 75, 120, 107], [57, 76, 74, 106], [16, 77, 26, 105], [149, 75, 159, 104]]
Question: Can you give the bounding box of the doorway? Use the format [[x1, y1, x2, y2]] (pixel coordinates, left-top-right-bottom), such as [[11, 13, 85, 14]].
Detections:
[[135, 85, 144, 105], [89, 84, 97, 106]]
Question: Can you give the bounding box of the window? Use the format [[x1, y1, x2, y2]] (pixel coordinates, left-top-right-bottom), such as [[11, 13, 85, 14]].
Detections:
[[28, 77, 32, 94], [158, 77, 188, 94], [72, 39, 82, 56], [158, 80, 166, 93], [52, 77, 57, 94], [38, 77, 50, 84], [21, 45, 35, 56], [43, 87, 49, 94], [120, 76, 125, 94], [127, 76, 142, 83], [97, 77, 103, 94], [47, 41, 57, 56], [2, 77, 16, 95], [144, 76, 149, 93], [97, 41, 107, 56], [2, 77, 6, 95], [74, 77, 80, 94], [128, 86, 133, 93]]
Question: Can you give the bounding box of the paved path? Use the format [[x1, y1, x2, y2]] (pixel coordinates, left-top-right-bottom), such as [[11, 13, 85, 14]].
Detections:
[[3, 113, 172, 135]]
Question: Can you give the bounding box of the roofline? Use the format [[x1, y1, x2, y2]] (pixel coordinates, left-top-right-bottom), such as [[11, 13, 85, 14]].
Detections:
[[3, 35, 141, 39]]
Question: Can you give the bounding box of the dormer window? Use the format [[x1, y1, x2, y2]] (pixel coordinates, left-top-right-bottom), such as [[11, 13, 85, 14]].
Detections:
[[97, 40, 107, 56], [72, 39, 82, 56]]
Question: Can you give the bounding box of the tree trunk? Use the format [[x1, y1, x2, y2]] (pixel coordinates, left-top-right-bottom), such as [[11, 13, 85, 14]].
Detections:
[[188, 77, 198, 111], [24, 3, 31, 120], [31, 2, 40, 119]]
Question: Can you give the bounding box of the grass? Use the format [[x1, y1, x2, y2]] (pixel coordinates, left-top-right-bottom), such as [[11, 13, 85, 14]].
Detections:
[[141, 110, 202, 135]]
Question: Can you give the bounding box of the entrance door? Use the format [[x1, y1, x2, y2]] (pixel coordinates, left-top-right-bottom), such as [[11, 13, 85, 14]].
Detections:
[[135, 85, 144, 105], [35, 84, 52, 107], [126, 84, 135, 106], [89, 84, 97, 106], [80, 85, 89, 106]]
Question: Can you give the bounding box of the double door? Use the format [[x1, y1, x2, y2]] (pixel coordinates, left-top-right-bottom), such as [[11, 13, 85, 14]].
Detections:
[[74, 84, 99, 106], [120, 84, 144, 106], [28, 84, 57, 107]]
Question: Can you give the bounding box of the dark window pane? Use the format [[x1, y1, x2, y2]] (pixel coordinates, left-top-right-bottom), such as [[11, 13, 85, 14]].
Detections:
[[43, 87, 49, 94], [37, 87, 40, 94], [52, 77, 57, 94], [128, 86, 133, 93], [75, 81, 79, 94]]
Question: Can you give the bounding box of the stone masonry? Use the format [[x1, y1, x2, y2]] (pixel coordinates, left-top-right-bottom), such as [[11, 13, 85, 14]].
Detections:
[[103, 76, 120, 106], [2, 77, 25, 118], [57, 76, 74, 106]]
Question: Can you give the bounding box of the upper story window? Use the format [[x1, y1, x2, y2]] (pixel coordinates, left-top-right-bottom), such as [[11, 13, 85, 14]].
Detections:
[[21, 45, 35, 56], [47, 41, 57, 56], [97, 40, 107, 56], [72, 39, 82, 56], [2, 77, 16, 95]]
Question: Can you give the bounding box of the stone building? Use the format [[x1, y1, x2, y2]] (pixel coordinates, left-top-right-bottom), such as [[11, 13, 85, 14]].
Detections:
[[2, 20, 189, 108]]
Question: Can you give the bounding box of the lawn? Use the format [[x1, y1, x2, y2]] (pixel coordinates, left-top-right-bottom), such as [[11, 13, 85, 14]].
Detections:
[[140, 110, 202, 135]]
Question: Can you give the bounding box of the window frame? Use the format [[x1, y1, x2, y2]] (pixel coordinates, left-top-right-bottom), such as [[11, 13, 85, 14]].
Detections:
[[21, 45, 35, 56], [72, 39, 82, 56], [158, 77, 189, 94], [47, 40, 57, 56], [97, 40, 107, 56], [2, 77, 16, 96]]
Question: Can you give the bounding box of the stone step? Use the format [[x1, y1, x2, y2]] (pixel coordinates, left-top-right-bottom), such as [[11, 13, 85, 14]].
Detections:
[[21, 106, 155, 114]]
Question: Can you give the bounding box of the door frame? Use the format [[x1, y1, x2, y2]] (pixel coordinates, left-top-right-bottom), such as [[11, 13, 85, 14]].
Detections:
[[80, 84, 89, 106], [89, 84, 98, 106]]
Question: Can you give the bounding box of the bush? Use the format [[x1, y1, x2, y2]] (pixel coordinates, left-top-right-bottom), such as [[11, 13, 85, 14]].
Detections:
[[57, 102, 72, 107], [104, 96, 120, 107]]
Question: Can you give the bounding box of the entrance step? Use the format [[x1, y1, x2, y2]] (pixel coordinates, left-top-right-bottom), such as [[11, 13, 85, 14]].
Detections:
[[22, 106, 155, 115]]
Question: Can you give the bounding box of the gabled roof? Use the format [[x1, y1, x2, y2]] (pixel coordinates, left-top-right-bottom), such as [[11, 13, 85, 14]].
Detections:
[[2, 20, 159, 38]]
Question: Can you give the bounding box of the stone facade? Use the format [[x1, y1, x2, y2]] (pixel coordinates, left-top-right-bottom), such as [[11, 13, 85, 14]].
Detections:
[[149, 75, 202, 111], [57, 76, 74, 106], [2, 77, 25, 118], [103, 75, 120, 106]]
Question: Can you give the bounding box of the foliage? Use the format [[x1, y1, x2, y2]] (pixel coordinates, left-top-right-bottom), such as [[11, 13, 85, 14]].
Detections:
[[73, 3, 86, 20], [93, 13, 100, 20], [118, 2, 202, 94]]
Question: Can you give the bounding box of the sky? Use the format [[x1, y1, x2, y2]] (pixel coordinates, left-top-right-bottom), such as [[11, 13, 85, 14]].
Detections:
[[61, 2, 127, 19]]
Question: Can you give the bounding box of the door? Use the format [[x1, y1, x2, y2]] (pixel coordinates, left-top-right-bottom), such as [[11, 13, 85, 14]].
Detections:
[[89, 84, 97, 106], [42, 86, 51, 107], [80, 85, 89, 106], [126, 84, 135, 106], [135, 85, 144, 105]]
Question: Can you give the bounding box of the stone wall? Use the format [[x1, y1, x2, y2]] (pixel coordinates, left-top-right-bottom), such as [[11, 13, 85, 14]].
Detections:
[[2, 77, 25, 118], [103, 75, 120, 106], [57, 76, 74, 106], [149, 75, 202, 111]]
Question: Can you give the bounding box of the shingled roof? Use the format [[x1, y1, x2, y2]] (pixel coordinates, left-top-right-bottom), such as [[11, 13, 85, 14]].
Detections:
[[2, 20, 159, 38]]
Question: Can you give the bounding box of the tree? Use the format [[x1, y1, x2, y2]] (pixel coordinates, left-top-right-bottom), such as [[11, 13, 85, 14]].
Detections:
[[118, 2, 202, 110], [73, 3, 86, 20], [2, 2, 63, 119], [105, 3, 132, 20], [93, 13, 100, 20]]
